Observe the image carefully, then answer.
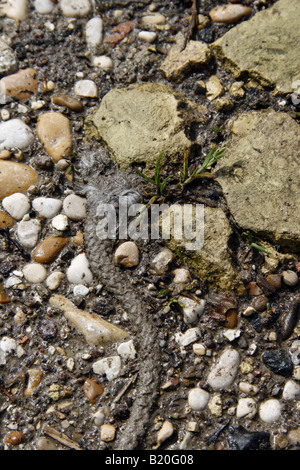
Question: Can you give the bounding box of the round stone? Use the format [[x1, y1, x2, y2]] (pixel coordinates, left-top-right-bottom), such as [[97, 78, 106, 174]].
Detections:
[[282, 270, 298, 287], [60, 0, 91, 17], [17, 217, 41, 248], [92, 56, 113, 70], [85, 17, 103, 47], [209, 4, 252, 24], [34, 0, 55, 14], [138, 31, 157, 43], [207, 348, 240, 390], [188, 388, 210, 411], [23, 263, 47, 283], [74, 80, 98, 98], [63, 194, 86, 220], [282, 380, 300, 400], [32, 197, 62, 218], [2, 193, 30, 220], [0, 119, 34, 151], [259, 399, 282, 423], [114, 241, 139, 268]]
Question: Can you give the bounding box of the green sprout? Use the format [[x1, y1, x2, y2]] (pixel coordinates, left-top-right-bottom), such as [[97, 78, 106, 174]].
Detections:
[[180, 145, 227, 186], [246, 231, 271, 256], [135, 152, 172, 196]]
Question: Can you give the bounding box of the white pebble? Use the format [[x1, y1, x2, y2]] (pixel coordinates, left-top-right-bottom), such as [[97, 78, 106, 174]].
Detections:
[[32, 197, 62, 218], [150, 248, 175, 275], [93, 409, 105, 426], [17, 217, 41, 248], [1, 0, 28, 20], [236, 397, 257, 419], [178, 295, 205, 324], [188, 388, 210, 411], [60, 0, 91, 17], [2, 193, 30, 220], [142, 13, 166, 25], [85, 17, 103, 47], [175, 327, 200, 347], [259, 399, 282, 423], [193, 343, 206, 356], [92, 56, 113, 70], [92, 356, 121, 381], [73, 284, 89, 297], [34, 0, 55, 14], [207, 348, 240, 390], [223, 328, 241, 342], [46, 271, 64, 290], [0, 336, 17, 364], [117, 340, 136, 360], [63, 193, 86, 220], [138, 31, 157, 43], [23, 263, 47, 283], [173, 268, 191, 284], [282, 270, 298, 287], [74, 79, 98, 98], [238, 381, 259, 395], [0, 119, 34, 151], [67, 253, 93, 285], [282, 380, 300, 400], [52, 214, 68, 231]]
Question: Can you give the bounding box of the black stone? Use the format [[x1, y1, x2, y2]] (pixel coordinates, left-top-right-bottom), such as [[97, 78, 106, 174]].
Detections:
[[262, 349, 293, 377], [227, 425, 270, 450]]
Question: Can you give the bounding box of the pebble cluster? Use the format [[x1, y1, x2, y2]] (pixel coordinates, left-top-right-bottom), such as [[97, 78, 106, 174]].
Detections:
[[0, 0, 299, 452]]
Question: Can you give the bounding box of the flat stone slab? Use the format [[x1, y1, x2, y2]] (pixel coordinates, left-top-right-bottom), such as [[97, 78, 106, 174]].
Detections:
[[212, 0, 300, 94], [164, 205, 246, 296], [215, 110, 300, 251], [160, 32, 211, 83], [85, 82, 208, 171]]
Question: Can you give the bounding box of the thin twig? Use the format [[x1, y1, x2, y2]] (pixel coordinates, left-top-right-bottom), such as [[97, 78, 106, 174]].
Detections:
[[181, 0, 198, 51]]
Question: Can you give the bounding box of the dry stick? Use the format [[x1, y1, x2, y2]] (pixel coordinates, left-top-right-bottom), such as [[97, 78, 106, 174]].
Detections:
[[181, 0, 198, 51], [43, 424, 83, 450]]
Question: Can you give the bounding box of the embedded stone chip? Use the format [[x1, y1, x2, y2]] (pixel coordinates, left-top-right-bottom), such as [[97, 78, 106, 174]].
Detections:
[[114, 241, 139, 268], [36, 112, 73, 162]]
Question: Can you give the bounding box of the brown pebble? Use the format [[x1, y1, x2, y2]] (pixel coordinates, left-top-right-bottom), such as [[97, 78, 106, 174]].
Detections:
[[252, 295, 269, 312], [0, 210, 14, 229], [0, 68, 38, 100], [0, 150, 11, 160], [3, 431, 25, 446], [281, 296, 300, 340], [32, 236, 69, 263], [209, 4, 251, 24], [53, 94, 83, 112], [73, 231, 84, 246], [0, 283, 10, 304], [266, 274, 282, 290], [0, 160, 38, 200], [36, 112, 73, 162], [247, 281, 263, 296], [83, 378, 104, 404], [224, 309, 238, 328]]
